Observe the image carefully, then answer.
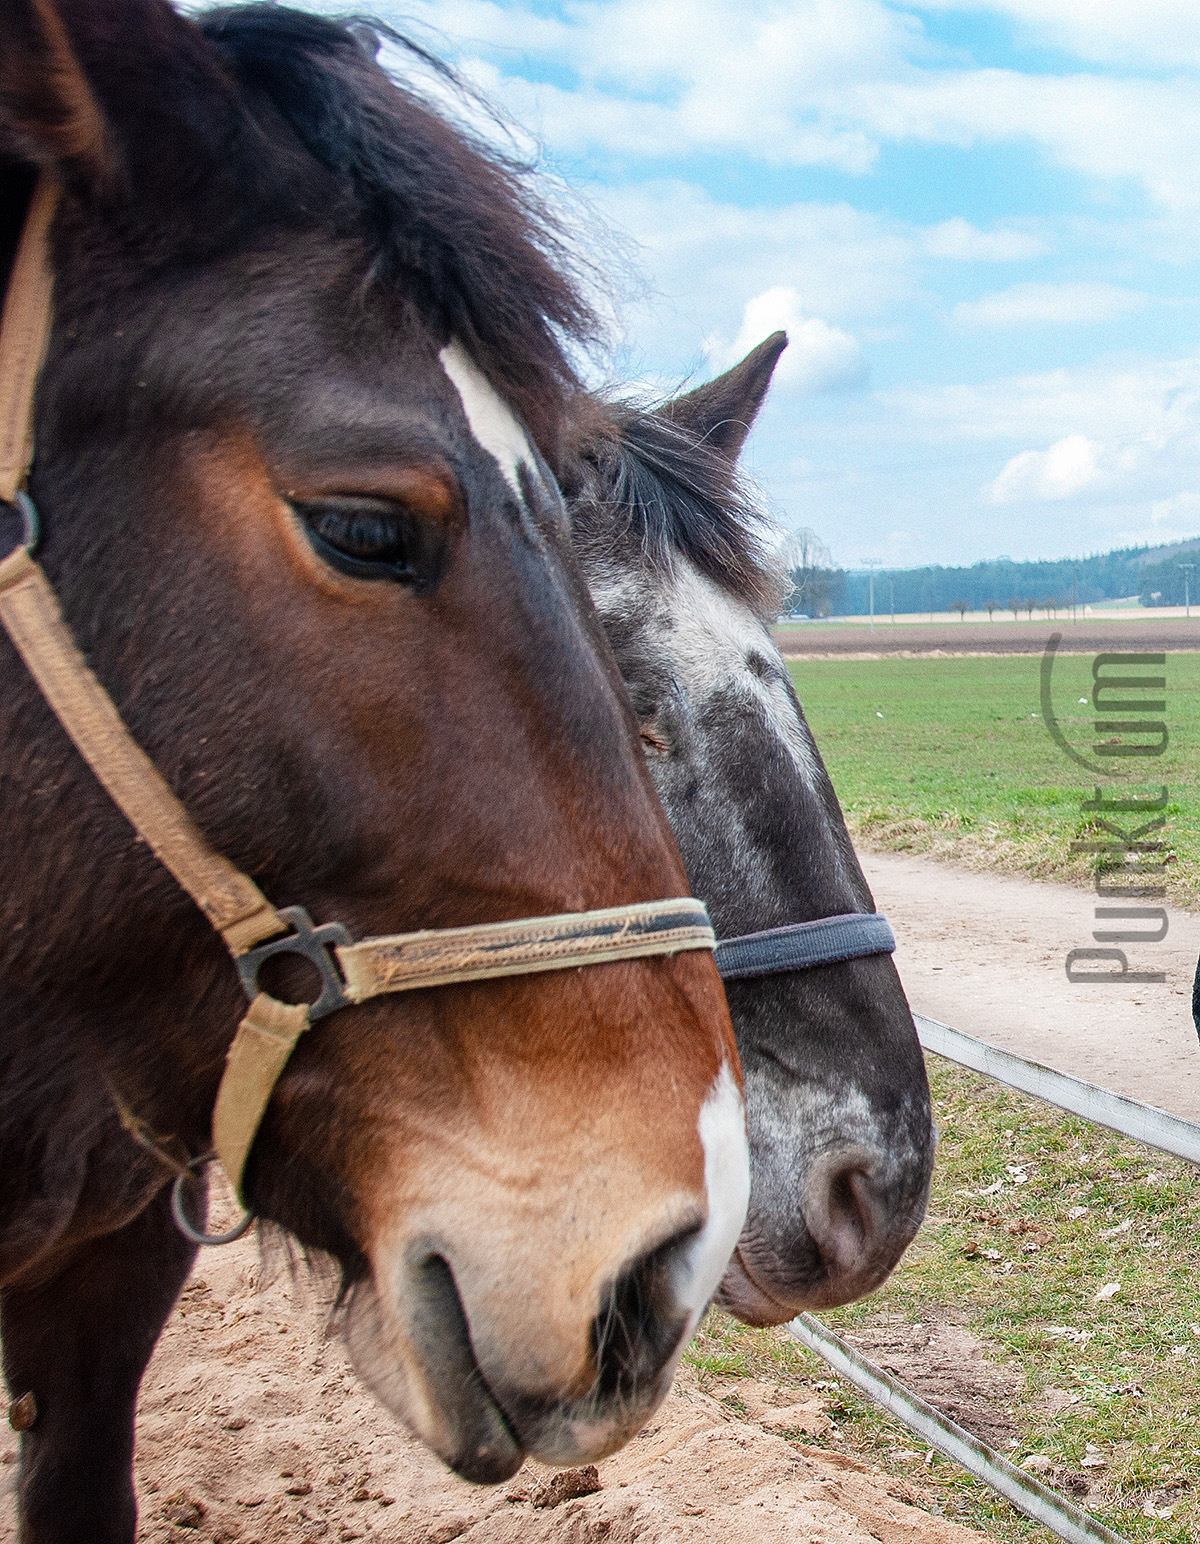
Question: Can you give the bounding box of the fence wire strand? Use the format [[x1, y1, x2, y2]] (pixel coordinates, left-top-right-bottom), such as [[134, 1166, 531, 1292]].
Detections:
[[787, 1314, 1132, 1544], [784, 1012, 1200, 1544]]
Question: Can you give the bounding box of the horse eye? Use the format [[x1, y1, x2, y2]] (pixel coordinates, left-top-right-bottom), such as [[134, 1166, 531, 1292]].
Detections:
[[292, 496, 421, 584], [639, 722, 671, 756]]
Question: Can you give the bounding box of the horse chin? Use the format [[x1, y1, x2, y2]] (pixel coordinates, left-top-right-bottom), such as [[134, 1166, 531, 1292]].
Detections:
[[497, 1380, 676, 1471], [714, 1240, 876, 1325], [718, 1241, 902, 1324], [714, 1245, 800, 1327], [339, 1248, 683, 1483], [717, 1170, 928, 1327]]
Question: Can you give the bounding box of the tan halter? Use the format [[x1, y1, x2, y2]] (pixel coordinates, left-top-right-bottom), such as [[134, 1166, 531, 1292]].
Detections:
[[0, 176, 715, 1219]]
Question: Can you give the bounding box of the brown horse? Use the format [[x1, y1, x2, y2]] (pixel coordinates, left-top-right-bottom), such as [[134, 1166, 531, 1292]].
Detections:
[[566, 336, 934, 1323], [0, 4, 747, 1537]]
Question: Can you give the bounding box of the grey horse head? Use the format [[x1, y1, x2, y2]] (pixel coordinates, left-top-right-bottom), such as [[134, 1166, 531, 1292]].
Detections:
[[564, 333, 935, 1323]]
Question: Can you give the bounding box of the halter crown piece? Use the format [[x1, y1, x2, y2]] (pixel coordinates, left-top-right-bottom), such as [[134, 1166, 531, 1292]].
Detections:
[[0, 176, 716, 1239]]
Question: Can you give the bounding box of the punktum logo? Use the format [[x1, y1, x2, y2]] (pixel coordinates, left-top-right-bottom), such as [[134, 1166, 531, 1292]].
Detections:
[[1040, 640, 1169, 986]]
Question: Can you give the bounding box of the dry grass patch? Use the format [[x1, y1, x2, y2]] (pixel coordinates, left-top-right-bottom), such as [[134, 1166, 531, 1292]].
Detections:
[[686, 1058, 1200, 1543]]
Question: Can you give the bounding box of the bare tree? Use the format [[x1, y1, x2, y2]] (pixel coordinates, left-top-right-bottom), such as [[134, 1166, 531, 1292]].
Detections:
[[779, 527, 837, 618], [1024, 598, 1036, 620], [949, 597, 969, 620], [984, 598, 999, 620], [1007, 597, 1021, 620]]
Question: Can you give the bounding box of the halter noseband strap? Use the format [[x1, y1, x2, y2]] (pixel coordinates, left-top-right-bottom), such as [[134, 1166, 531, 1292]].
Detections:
[[0, 176, 715, 1215], [715, 912, 896, 981]]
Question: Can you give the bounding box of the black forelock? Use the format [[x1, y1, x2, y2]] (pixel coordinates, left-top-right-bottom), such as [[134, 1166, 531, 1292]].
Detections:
[[197, 4, 595, 432], [569, 398, 785, 618]]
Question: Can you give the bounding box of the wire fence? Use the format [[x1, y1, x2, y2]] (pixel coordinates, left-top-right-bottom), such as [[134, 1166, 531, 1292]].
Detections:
[[790, 1014, 1200, 1544]]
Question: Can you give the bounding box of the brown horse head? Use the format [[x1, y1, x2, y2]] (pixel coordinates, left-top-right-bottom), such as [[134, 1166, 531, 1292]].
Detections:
[[565, 335, 934, 1325], [0, 0, 746, 1499]]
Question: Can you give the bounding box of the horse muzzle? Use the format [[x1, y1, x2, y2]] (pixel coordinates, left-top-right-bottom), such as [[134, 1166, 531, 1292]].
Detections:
[[345, 1209, 733, 1481], [344, 1060, 749, 1480], [717, 1134, 935, 1325]]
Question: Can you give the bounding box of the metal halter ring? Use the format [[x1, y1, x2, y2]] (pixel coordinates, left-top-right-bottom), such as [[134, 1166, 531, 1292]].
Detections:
[[14, 490, 39, 552], [171, 909, 353, 1247], [171, 1155, 255, 1247], [2, 489, 39, 556]]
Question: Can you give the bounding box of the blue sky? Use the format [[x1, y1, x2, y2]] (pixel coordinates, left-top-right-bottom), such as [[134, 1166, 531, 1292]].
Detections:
[[372, 0, 1200, 568]]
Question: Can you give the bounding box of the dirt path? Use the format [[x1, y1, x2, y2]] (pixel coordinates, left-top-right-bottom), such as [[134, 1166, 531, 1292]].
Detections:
[[0, 1230, 991, 1543], [860, 849, 1200, 1121]]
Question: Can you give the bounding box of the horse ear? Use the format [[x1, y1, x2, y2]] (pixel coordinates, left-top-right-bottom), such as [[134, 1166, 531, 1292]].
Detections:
[[0, 0, 114, 185], [659, 331, 788, 463], [1, 0, 240, 218]]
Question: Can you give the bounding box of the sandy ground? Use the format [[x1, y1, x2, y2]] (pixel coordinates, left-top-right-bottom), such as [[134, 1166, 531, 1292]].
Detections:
[[861, 849, 1200, 1122], [0, 1230, 993, 1543], [7, 849, 1187, 1542]]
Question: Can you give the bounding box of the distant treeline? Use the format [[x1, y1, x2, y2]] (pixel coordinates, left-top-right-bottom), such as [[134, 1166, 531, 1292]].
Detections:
[[1135, 557, 1200, 608], [786, 539, 1200, 617]]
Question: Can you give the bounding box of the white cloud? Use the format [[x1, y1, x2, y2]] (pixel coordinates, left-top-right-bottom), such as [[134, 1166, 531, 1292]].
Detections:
[[952, 281, 1147, 328], [855, 69, 1200, 213], [1147, 490, 1200, 527], [404, 0, 911, 170], [502, 72, 875, 169], [374, 0, 1200, 565], [786, 355, 1200, 556], [919, 0, 1200, 70], [922, 218, 1046, 262], [723, 287, 868, 392], [884, 357, 1200, 447], [987, 435, 1106, 503], [781, 317, 870, 392], [598, 186, 914, 318], [583, 183, 917, 372], [401, 2, 1200, 215]]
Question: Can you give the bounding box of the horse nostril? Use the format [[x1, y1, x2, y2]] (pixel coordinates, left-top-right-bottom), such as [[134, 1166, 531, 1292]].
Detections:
[[591, 1225, 698, 1400], [802, 1149, 886, 1280]]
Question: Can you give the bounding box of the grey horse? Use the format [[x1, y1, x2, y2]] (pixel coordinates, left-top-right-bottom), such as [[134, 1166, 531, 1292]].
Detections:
[[564, 334, 935, 1323]]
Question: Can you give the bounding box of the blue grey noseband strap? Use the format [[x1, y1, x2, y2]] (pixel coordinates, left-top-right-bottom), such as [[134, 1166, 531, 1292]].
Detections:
[[714, 912, 895, 981]]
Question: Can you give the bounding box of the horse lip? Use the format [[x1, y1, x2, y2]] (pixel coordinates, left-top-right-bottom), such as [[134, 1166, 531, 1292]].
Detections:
[[441, 1356, 526, 1485], [344, 1256, 526, 1484], [717, 1226, 888, 1324], [715, 1242, 799, 1327], [351, 1230, 697, 1476], [412, 1254, 528, 1484]]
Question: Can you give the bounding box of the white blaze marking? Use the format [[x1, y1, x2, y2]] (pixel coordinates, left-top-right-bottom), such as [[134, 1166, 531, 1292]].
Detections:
[[439, 339, 533, 498], [675, 1062, 750, 1331], [665, 562, 822, 787]]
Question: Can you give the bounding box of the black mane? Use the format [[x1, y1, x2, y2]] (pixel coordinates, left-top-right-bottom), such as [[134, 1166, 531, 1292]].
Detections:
[[197, 4, 594, 440], [568, 399, 784, 618]]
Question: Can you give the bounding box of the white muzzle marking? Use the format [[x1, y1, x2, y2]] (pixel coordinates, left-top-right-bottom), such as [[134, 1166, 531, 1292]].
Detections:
[[675, 1061, 751, 1334]]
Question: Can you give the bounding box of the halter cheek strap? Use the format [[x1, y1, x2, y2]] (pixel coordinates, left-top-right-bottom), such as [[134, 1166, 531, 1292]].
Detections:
[[0, 177, 56, 505], [0, 175, 716, 1219]]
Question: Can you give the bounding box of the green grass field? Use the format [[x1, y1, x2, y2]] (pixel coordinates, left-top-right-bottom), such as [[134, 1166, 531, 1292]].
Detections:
[[689, 1058, 1200, 1543], [686, 651, 1200, 1537], [788, 652, 1200, 907]]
